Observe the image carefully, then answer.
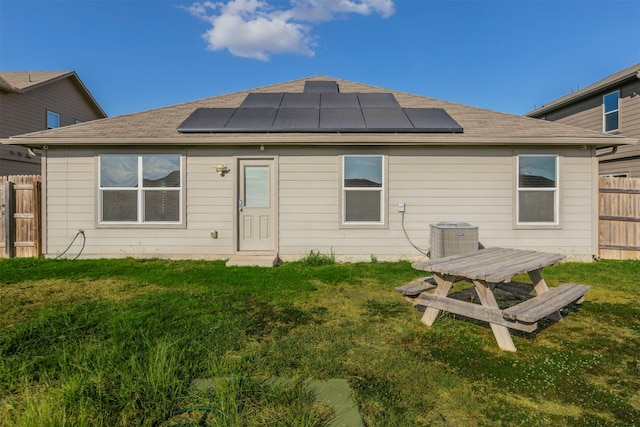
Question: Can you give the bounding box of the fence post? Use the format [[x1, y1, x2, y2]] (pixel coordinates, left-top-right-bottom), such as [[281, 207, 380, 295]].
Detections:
[[2, 180, 15, 258], [1, 179, 6, 258]]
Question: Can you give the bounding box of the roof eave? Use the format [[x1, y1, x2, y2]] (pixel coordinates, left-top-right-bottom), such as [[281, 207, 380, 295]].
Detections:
[[4, 134, 636, 148], [526, 69, 640, 117]]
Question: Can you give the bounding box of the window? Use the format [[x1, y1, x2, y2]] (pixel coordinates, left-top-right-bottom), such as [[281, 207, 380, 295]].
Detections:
[[603, 91, 619, 133], [517, 155, 558, 225], [601, 173, 628, 178], [47, 111, 60, 129], [343, 155, 384, 224], [99, 154, 182, 224]]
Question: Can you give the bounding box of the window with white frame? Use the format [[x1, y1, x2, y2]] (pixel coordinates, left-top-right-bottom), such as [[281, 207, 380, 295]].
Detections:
[[47, 111, 60, 129], [342, 155, 384, 224], [99, 154, 182, 224], [603, 91, 619, 133], [517, 155, 558, 225]]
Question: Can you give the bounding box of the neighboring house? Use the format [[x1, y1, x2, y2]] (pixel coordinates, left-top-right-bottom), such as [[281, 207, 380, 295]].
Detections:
[[2, 76, 636, 263], [0, 71, 107, 176], [526, 63, 640, 177]]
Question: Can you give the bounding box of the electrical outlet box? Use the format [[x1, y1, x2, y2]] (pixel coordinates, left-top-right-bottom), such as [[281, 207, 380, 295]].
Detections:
[[398, 202, 406, 213]]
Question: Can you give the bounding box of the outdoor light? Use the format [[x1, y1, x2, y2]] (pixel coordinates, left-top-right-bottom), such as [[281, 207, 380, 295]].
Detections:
[[214, 165, 229, 176]]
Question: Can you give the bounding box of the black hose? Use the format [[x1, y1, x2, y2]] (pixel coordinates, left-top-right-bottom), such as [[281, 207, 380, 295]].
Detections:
[[401, 211, 430, 257], [53, 229, 86, 260]]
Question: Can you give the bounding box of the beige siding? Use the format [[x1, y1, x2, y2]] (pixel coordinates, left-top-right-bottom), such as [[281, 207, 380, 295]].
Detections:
[[1, 76, 105, 176], [535, 78, 640, 178], [0, 145, 40, 175], [600, 157, 640, 177], [620, 80, 640, 141], [0, 78, 103, 138], [43, 146, 237, 259], [43, 145, 597, 261]]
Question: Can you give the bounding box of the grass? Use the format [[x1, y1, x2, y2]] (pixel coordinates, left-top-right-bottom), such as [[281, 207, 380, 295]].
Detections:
[[0, 257, 639, 426], [300, 249, 336, 266]]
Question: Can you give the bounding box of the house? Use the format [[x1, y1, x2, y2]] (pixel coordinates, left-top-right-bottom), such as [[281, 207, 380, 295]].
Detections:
[[2, 76, 636, 264], [526, 63, 640, 177], [0, 71, 107, 176]]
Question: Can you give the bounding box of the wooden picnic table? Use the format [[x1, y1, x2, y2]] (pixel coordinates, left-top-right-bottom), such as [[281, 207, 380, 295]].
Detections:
[[411, 247, 589, 352]]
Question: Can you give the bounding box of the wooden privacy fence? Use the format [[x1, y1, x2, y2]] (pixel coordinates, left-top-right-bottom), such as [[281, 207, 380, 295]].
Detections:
[[599, 176, 640, 260], [1, 175, 42, 258]]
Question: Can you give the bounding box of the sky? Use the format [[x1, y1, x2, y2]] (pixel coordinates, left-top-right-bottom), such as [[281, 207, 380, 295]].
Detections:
[[1, 0, 639, 118]]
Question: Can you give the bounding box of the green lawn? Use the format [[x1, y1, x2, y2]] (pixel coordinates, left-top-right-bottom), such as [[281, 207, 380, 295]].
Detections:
[[1, 257, 639, 426]]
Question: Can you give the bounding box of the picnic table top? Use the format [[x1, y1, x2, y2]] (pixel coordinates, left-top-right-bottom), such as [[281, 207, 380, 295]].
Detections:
[[411, 247, 565, 283]]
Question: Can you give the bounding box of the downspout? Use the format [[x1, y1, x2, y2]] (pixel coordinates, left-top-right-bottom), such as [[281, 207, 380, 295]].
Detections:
[[596, 146, 617, 157]]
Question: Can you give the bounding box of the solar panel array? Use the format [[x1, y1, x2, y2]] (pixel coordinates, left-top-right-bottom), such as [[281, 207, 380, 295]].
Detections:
[[177, 84, 463, 133]]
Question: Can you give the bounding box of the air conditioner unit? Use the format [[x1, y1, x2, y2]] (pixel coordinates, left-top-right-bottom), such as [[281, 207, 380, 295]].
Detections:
[[429, 222, 479, 259]]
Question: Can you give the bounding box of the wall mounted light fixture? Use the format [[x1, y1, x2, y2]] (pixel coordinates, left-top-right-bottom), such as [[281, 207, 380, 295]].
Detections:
[[215, 165, 230, 176]]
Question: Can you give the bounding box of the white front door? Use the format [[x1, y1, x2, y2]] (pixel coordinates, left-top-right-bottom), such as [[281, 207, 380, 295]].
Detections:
[[238, 159, 276, 252]]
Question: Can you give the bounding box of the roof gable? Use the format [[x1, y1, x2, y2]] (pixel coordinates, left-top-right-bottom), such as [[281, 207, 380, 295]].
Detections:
[[0, 71, 107, 118]]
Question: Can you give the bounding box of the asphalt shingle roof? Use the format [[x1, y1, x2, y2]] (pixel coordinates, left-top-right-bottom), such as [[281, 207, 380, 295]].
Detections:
[[4, 75, 635, 146], [0, 71, 108, 119], [0, 71, 74, 91]]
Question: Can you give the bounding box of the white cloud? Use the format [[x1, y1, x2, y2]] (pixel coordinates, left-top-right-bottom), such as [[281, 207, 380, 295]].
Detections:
[[288, 0, 395, 21], [184, 0, 395, 60]]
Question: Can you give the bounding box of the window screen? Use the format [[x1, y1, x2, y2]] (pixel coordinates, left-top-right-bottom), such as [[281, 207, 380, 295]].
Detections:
[[100, 154, 181, 224], [517, 155, 558, 225], [603, 91, 619, 133], [47, 111, 60, 129], [343, 155, 383, 224]]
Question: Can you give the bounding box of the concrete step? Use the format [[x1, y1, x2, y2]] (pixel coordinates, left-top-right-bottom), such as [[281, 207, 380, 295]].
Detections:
[[226, 253, 280, 267]]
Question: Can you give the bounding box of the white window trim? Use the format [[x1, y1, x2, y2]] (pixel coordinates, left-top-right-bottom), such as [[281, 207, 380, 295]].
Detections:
[[603, 90, 620, 133], [341, 154, 386, 228], [47, 110, 60, 129], [98, 154, 183, 226], [516, 154, 560, 227], [600, 172, 628, 178]]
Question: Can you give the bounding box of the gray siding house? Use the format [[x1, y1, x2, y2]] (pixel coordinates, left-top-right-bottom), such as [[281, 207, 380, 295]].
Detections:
[[527, 63, 640, 177], [0, 71, 106, 176], [2, 76, 635, 263]]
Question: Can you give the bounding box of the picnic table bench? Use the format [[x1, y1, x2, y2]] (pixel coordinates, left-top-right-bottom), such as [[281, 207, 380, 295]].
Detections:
[[410, 247, 590, 352]]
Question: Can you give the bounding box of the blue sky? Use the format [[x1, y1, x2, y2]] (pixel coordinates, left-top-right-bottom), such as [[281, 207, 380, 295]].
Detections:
[[1, 0, 639, 118]]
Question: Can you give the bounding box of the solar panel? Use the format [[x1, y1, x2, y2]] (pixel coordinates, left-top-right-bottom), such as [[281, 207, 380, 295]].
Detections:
[[404, 108, 463, 133], [176, 84, 464, 133], [272, 108, 319, 130], [225, 108, 278, 130], [357, 93, 400, 108], [281, 93, 320, 108], [320, 108, 366, 129], [321, 93, 359, 108], [240, 93, 284, 108], [362, 108, 413, 129], [177, 108, 236, 133], [304, 81, 339, 93]]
